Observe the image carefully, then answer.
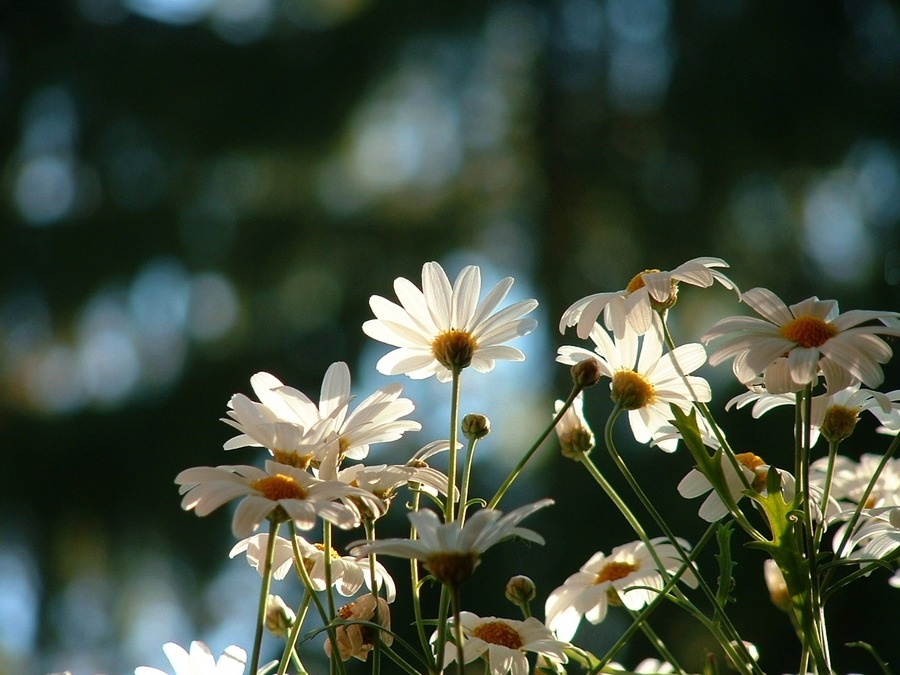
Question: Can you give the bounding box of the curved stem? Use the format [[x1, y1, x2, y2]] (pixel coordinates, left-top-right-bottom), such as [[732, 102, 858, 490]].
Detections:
[[364, 517, 382, 675], [487, 383, 582, 509], [277, 592, 310, 675], [250, 520, 280, 675]]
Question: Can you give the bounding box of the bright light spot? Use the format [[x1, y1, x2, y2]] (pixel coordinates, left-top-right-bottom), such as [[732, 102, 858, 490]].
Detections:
[[0, 545, 40, 655], [76, 295, 141, 405], [129, 258, 191, 338], [607, 0, 669, 43], [845, 140, 900, 228], [124, 0, 214, 25], [187, 272, 239, 341], [25, 344, 86, 414], [14, 155, 77, 225], [21, 87, 79, 155], [607, 41, 672, 112], [347, 74, 462, 193], [53, 573, 114, 648], [209, 0, 274, 44], [802, 173, 874, 286]]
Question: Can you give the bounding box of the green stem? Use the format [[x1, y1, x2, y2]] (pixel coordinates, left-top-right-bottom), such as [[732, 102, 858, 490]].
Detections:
[[450, 584, 465, 675], [364, 517, 382, 675], [434, 584, 451, 675], [407, 486, 437, 672], [381, 645, 430, 675], [458, 435, 478, 525], [250, 520, 280, 675], [487, 383, 582, 509], [288, 523, 346, 675], [277, 592, 310, 675], [446, 367, 462, 522]]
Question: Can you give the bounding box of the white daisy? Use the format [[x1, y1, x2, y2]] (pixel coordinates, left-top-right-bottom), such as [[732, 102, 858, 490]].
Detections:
[[810, 453, 900, 509], [833, 506, 900, 561], [223, 363, 420, 464], [553, 392, 595, 458], [438, 612, 569, 675], [135, 641, 245, 675], [362, 261, 538, 381], [559, 257, 739, 339], [544, 538, 697, 642], [557, 319, 710, 452], [175, 460, 384, 537], [677, 451, 765, 522], [229, 532, 396, 602], [703, 288, 900, 392], [349, 499, 553, 586]]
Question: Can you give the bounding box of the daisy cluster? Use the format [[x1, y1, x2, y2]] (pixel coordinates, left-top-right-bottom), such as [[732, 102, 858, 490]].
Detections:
[[83, 258, 899, 675]]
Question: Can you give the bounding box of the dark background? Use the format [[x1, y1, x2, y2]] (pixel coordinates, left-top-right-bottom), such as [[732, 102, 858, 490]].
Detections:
[[2, 1, 899, 673]]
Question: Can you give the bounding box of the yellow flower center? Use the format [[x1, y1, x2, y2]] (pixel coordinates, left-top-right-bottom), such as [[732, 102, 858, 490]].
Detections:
[[820, 405, 859, 443], [611, 370, 656, 410], [779, 316, 838, 348], [625, 268, 678, 310], [735, 452, 768, 492], [251, 474, 309, 501], [272, 450, 313, 470], [625, 269, 660, 294], [424, 551, 479, 587], [595, 560, 639, 584], [431, 329, 478, 371], [471, 621, 523, 650]]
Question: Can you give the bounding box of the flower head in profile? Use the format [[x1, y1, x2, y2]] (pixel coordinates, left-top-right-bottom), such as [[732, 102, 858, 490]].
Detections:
[[363, 261, 538, 381], [229, 532, 396, 602], [223, 362, 420, 465], [325, 594, 393, 662], [544, 538, 697, 641], [703, 288, 900, 393], [175, 460, 384, 537], [554, 392, 595, 458], [437, 612, 569, 675], [135, 641, 246, 675], [677, 451, 767, 522], [558, 319, 710, 452], [560, 257, 738, 339], [811, 453, 900, 509], [350, 499, 553, 587]]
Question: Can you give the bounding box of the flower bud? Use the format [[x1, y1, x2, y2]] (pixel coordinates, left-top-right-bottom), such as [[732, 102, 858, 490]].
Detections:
[[462, 413, 491, 441], [820, 404, 859, 443], [554, 394, 594, 460], [763, 560, 791, 612], [571, 358, 602, 389], [325, 594, 392, 662], [265, 594, 296, 636], [505, 575, 536, 606]]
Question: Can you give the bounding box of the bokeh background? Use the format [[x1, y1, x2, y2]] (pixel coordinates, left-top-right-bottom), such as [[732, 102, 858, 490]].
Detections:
[[2, 1, 900, 673]]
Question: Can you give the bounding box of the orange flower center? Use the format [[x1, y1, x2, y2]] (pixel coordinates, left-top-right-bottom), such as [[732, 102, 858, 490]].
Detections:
[[472, 621, 523, 650], [431, 329, 478, 371], [251, 474, 308, 501], [735, 452, 768, 492], [625, 269, 660, 294], [272, 450, 313, 470], [595, 560, 639, 584], [779, 316, 838, 348], [611, 370, 656, 410]]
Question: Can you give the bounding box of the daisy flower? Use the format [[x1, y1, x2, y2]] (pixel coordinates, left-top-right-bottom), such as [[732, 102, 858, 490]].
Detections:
[[223, 363, 420, 465], [437, 612, 569, 675], [229, 532, 396, 602], [728, 384, 900, 446], [810, 453, 900, 509], [560, 257, 739, 339], [135, 641, 246, 675], [362, 261, 538, 381], [557, 319, 711, 452], [677, 451, 765, 522], [553, 392, 595, 458], [832, 506, 900, 561], [325, 594, 393, 662], [544, 537, 697, 641], [703, 287, 900, 392], [175, 460, 384, 537], [349, 499, 553, 586]]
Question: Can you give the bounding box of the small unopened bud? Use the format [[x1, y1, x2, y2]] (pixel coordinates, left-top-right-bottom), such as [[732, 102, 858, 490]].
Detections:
[[462, 413, 491, 441], [571, 358, 603, 389], [265, 594, 296, 636], [555, 394, 594, 459], [505, 575, 536, 606], [763, 560, 791, 612], [820, 405, 859, 443]]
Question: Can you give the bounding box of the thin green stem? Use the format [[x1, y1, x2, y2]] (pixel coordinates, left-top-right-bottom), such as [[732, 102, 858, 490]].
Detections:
[[450, 584, 465, 675], [288, 523, 346, 675], [487, 383, 582, 509], [407, 486, 437, 672], [364, 517, 382, 675], [277, 592, 310, 675], [434, 584, 451, 675], [250, 520, 280, 675], [458, 435, 478, 525], [446, 367, 462, 522], [381, 645, 430, 675]]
